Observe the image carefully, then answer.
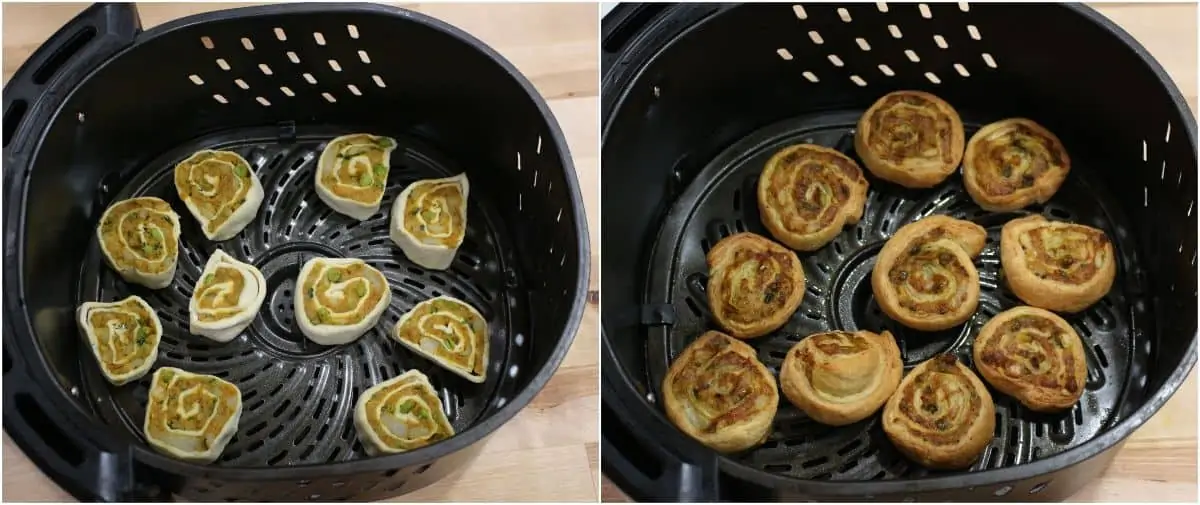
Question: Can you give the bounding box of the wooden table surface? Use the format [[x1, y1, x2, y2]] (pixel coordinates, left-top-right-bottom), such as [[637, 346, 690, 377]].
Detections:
[[0, 2, 600, 502], [599, 2, 1198, 503]]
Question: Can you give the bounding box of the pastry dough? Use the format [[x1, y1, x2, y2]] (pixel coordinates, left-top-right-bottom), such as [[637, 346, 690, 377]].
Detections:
[[188, 250, 267, 343], [661, 331, 779, 453], [780, 330, 902, 426], [757, 144, 869, 251], [96, 197, 181, 289], [75, 296, 161, 385], [1000, 215, 1115, 313], [389, 174, 469, 270], [882, 354, 995, 470], [963, 118, 1071, 211], [973, 306, 1087, 412], [173, 150, 265, 241], [295, 257, 391, 345], [354, 369, 455, 455], [855, 91, 966, 188], [143, 367, 242, 464], [706, 233, 806, 339], [316, 133, 398, 221], [871, 215, 986, 331], [392, 296, 488, 383]]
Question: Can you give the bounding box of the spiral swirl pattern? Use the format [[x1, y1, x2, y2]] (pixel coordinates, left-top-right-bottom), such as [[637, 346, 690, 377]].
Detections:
[[393, 296, 488, 383], [174, 150, 264, 241], [316, 133, 398, 220], [974, 306, 1087, 412], [1000, 215, 1115, 313], [189, 250, 267, 342], [780, 330, 902, 426], [76, 295, 161, 385], [883, 354, 995, 470], [757, 144, 869, 251], [963, 118, 1071, 212], [295, 258, 391, 346], [390, 173, 470, 270], [872, 215, 986, 331], [662, 331, 779, 453], [96, 197, 181, 289], [354, 369, 455, 455], [854, 91, 966, 188], [706, 232, 806, 339], [144, 367, 242, 463]]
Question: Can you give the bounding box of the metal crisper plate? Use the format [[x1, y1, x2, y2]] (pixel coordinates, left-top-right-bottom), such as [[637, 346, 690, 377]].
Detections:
[[76, 126, 531, 467], [642, 110, 1149, 481]]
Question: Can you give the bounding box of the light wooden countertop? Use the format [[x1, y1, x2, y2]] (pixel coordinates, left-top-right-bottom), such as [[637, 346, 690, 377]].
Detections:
[[600, 2, 1197, 503], [1, 2, 599, 502]]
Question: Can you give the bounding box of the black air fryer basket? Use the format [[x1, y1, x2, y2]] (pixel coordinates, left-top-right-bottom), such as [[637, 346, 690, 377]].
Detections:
[[600, 2, 1196, 502], [3, 2, 588, 501]]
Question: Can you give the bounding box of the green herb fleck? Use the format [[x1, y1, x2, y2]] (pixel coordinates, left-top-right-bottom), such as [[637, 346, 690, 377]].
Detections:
[[441, 338, 455, 351], [316, 307, 331, 323], [327, 270, 342, 282], [136, 327, 149, 346], [307, 288, 315, 299], [161, 370, 174, 382], [234, 163, 249, 178], [354, 282, 367, 297], [415, 407, 429, 420], [205, 273, 215, 285], [398, 400, 416, 414], [359, 172, 374, 187], [142, 244, 155, 256]]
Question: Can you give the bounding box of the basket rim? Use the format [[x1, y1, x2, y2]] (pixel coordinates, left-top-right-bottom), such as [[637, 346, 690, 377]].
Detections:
[[3, 1, 590, 483], [599, 1, 1197, 496]]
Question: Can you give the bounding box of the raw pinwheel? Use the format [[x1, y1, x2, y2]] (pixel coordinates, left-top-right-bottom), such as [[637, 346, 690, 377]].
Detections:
[[316, 133, 398, 221], [189, 249, 267, 342], [392, 296, 488, 383], [294, 257, 391, 346], [389, 173, 469, 270], [173, 150, 265, 241], [96, 197, 181, 289], [75, 295, 162, 385], [143, 367, 242, 464], [354, 369, 455, 455]]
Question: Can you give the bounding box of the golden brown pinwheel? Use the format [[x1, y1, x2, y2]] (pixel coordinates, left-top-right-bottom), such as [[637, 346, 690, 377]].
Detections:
[[871, 216, 986, 331], [973, 306, 1087, 412], [661, 331, 779, 453], [962, 118, 1071, 211], [706, 233, 806, 339], [999, 215, 1115, 313], [780, 330, 902, 426], [757, 144, 869, 251], [882, 354, 996, 470], [143, 367, 242, 464], [854, 91, 966, 188]]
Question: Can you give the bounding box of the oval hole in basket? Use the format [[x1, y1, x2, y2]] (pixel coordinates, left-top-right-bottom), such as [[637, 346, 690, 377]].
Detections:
[[188, 74, 204, 85], [827, 54, 844, 67], [803, 71, 819, 83], [287, 51, 300, 64], [793, 5, 808, 19], [878, 64, 895, 76], [777, 48, 794, 60], [235, 79, 249, 89], [303, 73, 317, 84], [216, 58, 230, 71], [280, 86, 295, 97], [372, 74, 387, 87], [808, 30, 824, 44], [313, 32, 326, 45], [274, 27, 287, 41], [919, 3, 932, 18], [241, 37, 255, 51], [322, 92, 336, 103], [358, 50, 371, 64], [200, 36, 215, 49], [888, 24, 903, 38], [934, 35, 948, 48], [856, 38, 871, 51]]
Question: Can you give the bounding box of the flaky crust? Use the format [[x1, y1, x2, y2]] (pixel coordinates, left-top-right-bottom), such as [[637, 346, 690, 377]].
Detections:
[[757, 144, 869, 251], [999, 215, 1116, 313], [963, 118, 1071, 212], [661, 331, 780, 453], [780, 330, 902, 426], [871, 216, 986, 331], [854, 91, 966, 188], [973, 306, 1087, 412], [883, 354, 995, 470], [706, 233, 806, 339]]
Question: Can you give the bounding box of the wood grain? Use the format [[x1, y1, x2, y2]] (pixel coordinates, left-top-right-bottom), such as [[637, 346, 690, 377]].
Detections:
[[0, 2, 599, 502], [599, 2, 1198, 503]]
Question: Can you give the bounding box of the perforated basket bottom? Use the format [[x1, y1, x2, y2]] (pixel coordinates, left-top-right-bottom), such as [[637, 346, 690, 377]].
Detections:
[[642, 110, 1151, 481], [76, 126, 531, 467]]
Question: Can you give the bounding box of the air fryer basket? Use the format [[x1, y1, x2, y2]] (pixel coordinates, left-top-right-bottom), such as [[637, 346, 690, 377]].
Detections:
[[3, 3, 588, 501], [601, 2, 1196, 502]]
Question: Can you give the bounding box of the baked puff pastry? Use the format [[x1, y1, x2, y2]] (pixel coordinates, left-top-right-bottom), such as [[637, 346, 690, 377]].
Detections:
[[143, 367, 242, 464], [707, 233, 806, 339], [392, 296, 488, 383], [96, 197, 181, 289], [173, 150, 265, 241], [316, 133, 398, 221], [75, 296, 162, 385], [973, 306, 1087, 412], [963, 119, 1071, 212], [757, 144, 869, 251], [354, 369, 456, 456], [295, 257, 391, 346], [780, 330, 902, 426], [872, 215, 986, 331], [661, 331, 779, 453], [1000, 215, 1115, 313], [854, 91, 966, 188], [882, 354, 995, 470], [188, 250, 267, 343], [389, 174, 469, 270]]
